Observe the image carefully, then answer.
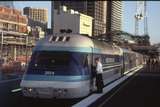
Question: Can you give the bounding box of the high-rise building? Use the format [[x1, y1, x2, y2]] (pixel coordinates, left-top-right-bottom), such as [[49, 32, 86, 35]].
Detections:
[[105, 1, 122, 42], [0, 1, 14, 8], [106, 1, 122, 32], [23, 7, 48, 31], [53, 1, 106, 36], [23, 7, 48, 23]]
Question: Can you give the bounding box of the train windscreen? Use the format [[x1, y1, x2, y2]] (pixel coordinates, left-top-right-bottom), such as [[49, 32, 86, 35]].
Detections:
[[27, 51, 89, 75]]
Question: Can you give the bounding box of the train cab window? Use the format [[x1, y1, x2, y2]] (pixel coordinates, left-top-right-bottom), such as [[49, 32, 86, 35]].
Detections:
[[32, 52, 70, 67], [27, 51, 91, 75]]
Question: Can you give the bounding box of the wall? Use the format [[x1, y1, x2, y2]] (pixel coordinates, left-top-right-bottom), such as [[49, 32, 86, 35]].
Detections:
[[79, 14, 93, 36], [54, 9, 93, 36], [54, 9, 79, 34]]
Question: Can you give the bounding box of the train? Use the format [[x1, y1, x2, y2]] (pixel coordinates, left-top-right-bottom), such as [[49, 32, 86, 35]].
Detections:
[[20, 34, 144, 99]]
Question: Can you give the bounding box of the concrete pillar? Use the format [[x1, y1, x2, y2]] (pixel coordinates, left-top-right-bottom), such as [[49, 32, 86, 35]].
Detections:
[[14, 45, 16, 61], [1, 31, 3, 58]]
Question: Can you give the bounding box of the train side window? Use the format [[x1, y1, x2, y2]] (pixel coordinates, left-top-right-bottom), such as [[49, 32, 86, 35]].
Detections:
[[105, 56, 115, 64], [101, 55, 106, 64]]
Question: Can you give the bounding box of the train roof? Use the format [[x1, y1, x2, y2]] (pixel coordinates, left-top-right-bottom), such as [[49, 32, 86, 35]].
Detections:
[[33, 34, 123, 55], [121, 48, 139, 54]]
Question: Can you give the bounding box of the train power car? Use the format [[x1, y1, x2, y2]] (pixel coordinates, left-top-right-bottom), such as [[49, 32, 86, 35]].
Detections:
[[20, 34, 144, 99]]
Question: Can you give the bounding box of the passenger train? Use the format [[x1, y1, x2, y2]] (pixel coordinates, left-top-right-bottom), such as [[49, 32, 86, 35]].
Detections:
[[20, 34, 144, 99]]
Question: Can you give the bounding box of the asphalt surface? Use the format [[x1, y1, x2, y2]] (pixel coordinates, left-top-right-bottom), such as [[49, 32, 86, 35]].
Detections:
[[7, 92, 80, 107], [0, 78, 21, 107], [90, 67, 160, 107], [1, 66, 160, 107]]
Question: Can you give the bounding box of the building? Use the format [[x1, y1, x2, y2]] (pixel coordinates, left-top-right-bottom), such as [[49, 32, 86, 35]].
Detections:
[[23, 7, 47, 23], [0, 6, 34, 62], [132, 35, 150, 46], [28, 26, 45, 39], [0, 6, 27, 33], [23, 7, 48, 31], [0, 1, 14, 8], [53, 1, 122, 38], [89, 1, 107, 36], [106, 1, 122, 32], [54, 6, 93, 36], [26, 18, 47, 32], [54, 1, 88, 15], [104, 1, 122, 42], [53, 1, 106, 36]]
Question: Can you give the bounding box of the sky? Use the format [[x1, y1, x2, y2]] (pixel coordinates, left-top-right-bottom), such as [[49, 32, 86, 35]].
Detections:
[[14, 1, 160, 44], [123, 1, 160, 44]]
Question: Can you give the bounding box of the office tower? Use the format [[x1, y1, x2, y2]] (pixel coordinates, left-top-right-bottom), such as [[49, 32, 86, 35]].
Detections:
[[23, 7, 48, 31], [105, 1, 122, 42], [23, 7, 48, 23], [106, 1, 122, 32]]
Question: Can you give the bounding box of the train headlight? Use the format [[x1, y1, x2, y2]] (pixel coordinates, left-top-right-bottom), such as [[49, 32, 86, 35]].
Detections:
[[28, 88, 33, 92], [23, 87, 34, 92]]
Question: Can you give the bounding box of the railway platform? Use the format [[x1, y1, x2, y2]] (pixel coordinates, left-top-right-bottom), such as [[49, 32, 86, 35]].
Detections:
[[88, 66, 160, 107]]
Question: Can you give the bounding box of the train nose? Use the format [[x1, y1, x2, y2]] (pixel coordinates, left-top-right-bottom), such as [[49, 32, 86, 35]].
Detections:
[[53, 88, 68, 97], [22, 87, 38, 98], [22, 87, 69, 98]]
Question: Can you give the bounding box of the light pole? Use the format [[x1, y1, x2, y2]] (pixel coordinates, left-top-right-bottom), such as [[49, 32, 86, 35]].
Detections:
[[0, 30, 3, 79], [1, 31, 3, 58], [25, 35, 28, 65]]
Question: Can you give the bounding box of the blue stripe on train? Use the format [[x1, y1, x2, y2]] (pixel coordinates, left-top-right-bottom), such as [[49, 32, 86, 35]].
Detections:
[[34, 46, 101, 53], [23, 74, 90, 82]]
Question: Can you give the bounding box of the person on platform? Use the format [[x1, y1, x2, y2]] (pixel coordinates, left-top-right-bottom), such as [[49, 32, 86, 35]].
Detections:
[[154, 59, 159, 72], [95, 57, 104, 93]]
